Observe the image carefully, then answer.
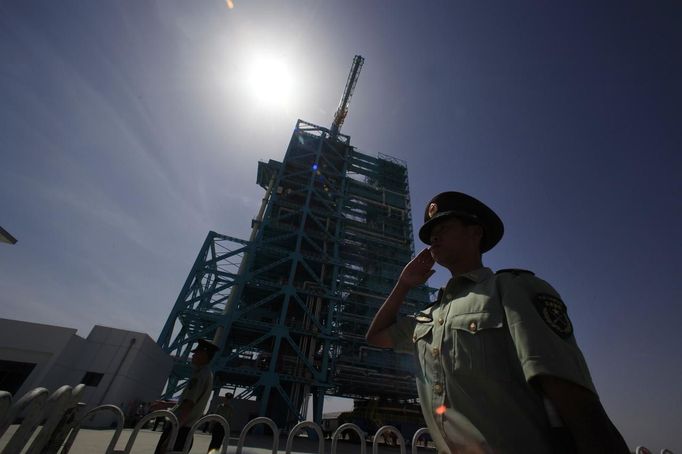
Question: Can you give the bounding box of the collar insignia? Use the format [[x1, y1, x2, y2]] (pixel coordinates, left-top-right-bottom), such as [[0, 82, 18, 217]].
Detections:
[[428, 202, 438, 219], [415, 313, 433, 323]]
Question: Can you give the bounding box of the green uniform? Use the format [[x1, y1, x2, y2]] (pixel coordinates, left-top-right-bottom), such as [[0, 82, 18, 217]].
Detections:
[[156, 365, 214, 454], [387, 268, 595, 453], [173, 364, 213, 427]]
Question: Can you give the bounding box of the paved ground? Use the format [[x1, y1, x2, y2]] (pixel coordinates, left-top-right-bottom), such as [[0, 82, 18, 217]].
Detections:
[[0, 425, 436, 453]]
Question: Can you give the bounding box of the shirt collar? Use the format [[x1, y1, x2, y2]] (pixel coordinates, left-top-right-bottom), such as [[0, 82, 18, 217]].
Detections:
[[460, 267, 493, 283], [444, 267, 493, 293]]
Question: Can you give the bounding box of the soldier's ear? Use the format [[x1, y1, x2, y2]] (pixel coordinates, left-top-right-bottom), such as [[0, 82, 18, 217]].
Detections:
[[469, 224, 483, 240], [470, 224, 484, 251]]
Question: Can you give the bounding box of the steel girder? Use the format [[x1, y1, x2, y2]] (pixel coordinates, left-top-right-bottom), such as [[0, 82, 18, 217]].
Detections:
[[158, 119, 433, 430]]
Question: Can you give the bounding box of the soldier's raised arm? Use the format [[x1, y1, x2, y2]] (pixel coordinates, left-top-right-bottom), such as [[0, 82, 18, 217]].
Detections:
[[365, 248, 435, 348]]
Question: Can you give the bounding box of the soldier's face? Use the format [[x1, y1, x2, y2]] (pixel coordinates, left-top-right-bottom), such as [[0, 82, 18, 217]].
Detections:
[[429, 218, 482, 265]]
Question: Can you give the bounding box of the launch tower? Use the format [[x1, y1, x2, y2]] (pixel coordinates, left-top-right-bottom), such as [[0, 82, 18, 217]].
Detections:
[[157, 56, 433, 428]]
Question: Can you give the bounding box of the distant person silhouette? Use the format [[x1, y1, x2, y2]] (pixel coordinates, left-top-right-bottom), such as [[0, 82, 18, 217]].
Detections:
[[154, 339, 218, 454]]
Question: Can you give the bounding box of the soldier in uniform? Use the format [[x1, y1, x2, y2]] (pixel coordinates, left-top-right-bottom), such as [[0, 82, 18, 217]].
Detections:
[[366, 192, 629, 453], [155, 338, 218, 454]]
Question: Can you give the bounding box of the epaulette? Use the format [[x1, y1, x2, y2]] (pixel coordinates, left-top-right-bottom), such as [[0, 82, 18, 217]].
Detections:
[[496, 268, 535, 276]]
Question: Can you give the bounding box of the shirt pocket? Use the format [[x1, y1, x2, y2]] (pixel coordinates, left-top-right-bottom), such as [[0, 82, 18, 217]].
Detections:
[[450, 310, 513, 382]]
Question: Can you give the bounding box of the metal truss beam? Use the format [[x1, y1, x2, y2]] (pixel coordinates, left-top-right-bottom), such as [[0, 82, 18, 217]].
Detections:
[[158, 120, 433, 430]]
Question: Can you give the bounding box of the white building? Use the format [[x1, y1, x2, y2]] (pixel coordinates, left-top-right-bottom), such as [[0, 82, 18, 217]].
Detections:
[[0, 318, 173, 426]]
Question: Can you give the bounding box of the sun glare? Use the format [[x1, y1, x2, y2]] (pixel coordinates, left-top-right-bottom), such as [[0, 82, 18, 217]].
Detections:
[[246, 54, 294, 108]]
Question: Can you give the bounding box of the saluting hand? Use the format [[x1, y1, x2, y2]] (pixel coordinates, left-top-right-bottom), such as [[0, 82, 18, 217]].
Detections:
[[366, 248, 435, 348], [399, 248, 436, 288]]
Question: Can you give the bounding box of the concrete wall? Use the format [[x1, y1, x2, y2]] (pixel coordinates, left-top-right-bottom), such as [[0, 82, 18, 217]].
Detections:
[[78, 326, 173, 423], [0, 319, 173, 427], [0, 318, 80, 397]]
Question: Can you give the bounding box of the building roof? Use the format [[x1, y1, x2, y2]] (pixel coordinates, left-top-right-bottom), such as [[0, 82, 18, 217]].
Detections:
[[0, 226, 17, 244]]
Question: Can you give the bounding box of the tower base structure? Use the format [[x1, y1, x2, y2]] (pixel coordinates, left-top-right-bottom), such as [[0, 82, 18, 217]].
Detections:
[[158, 120, 433, 429]]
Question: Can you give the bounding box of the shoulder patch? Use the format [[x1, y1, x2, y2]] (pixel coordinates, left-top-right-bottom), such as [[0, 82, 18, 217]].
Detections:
[[533, 293, 573, 338], [496, 268, 535, 276]]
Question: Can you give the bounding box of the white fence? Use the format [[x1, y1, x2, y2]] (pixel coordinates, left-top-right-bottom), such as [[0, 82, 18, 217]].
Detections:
[[0, 386, 427, 454], [0, 387, 674, 454]]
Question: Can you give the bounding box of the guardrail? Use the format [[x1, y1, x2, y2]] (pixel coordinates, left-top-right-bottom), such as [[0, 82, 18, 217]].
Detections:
[[0, 387, 675, 453], [0, 385, 86, 454]]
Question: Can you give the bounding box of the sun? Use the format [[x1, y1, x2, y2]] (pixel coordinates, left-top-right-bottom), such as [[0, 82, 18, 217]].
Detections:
[[245, 54, 294, 108]]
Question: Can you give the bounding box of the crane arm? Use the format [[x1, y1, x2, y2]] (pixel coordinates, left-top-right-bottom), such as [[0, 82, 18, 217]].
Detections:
[[330, 55, 364, 136]]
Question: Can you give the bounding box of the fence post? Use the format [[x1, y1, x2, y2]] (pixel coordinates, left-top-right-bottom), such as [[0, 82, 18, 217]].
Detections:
[[24, 384, 84, 454], [0, 388, 48, 442], [41, 401, 87, 454], [285, 421, 324, 454], [1, 388, 51, 454], [61, 404, 125, 454], [410, 427, 430, 454], [331, 423, 366, 454], [0, 391, 14, 438], [236, 417, 279, 454], [372, 425, 406, 454], [122, 409, 178, 454], [182, 414, 230, 454]]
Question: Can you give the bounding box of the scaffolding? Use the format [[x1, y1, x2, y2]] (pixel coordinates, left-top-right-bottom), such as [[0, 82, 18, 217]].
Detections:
[[157, 119, 433, 429]]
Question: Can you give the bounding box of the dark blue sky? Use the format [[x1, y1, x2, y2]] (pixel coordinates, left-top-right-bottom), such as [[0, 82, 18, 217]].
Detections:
[[1, 1, 680, 450]]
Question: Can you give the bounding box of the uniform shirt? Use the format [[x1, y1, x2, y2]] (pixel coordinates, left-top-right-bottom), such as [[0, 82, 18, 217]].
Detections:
[[387, 268, 595, 453], [172, 364, 213, 427]]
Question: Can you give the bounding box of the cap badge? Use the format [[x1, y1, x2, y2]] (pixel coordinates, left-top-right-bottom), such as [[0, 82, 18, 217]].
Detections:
[[428, 202, 438, 219]]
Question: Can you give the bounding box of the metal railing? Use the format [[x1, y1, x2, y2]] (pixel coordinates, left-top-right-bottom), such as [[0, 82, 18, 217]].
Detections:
[[62, 404, 124, 454], [0, 387, 675, 453], [0, 385, 86, 454]]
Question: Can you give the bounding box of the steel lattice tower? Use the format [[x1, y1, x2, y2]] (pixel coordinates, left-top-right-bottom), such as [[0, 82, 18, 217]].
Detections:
[[158, 57, 433, 429]]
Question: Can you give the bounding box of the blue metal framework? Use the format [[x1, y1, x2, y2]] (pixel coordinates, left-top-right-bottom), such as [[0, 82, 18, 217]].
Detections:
[[157, 119, 432, 429]]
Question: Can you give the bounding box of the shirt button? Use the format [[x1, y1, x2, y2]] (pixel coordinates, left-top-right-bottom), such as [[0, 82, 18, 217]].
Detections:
[[468, 321, 478, 333], [438, 318, 444, 325], [434, 383, 443, 395], [432, 347, 439, 358]]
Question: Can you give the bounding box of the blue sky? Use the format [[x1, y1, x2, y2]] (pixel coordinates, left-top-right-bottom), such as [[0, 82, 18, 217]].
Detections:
[[1, 1, 680, 450]]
